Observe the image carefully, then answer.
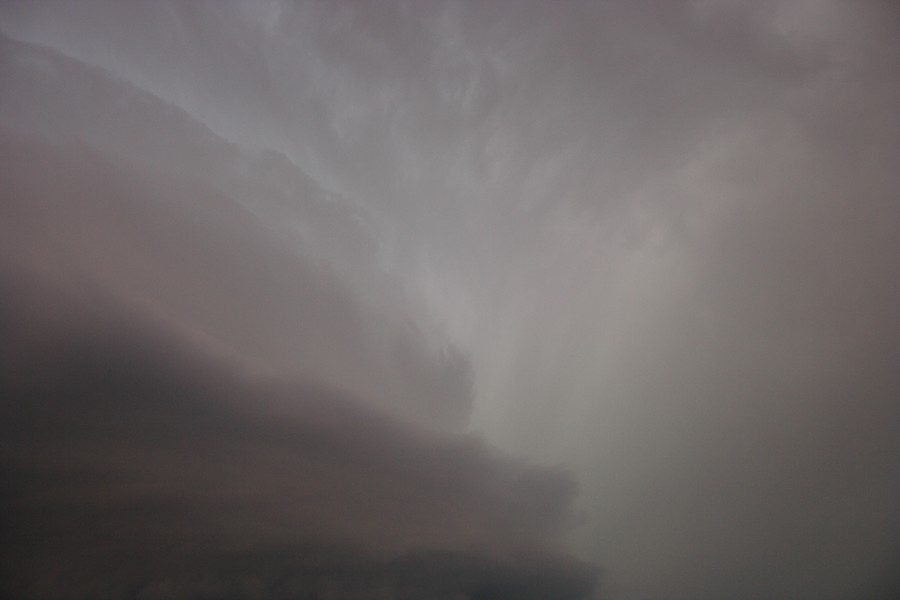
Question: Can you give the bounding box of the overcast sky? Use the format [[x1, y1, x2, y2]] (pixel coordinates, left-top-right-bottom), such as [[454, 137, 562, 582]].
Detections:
[[2, 2, 899, 599]]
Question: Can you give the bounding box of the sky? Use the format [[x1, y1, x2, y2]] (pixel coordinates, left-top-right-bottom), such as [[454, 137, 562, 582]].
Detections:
[[1, 1, 899, 599]]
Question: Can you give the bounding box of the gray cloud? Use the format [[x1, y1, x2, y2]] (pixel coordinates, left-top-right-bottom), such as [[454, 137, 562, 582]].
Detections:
[[2, 1, 899, 599], [0, 115, 471, 429], [0, 257, 593, 599]]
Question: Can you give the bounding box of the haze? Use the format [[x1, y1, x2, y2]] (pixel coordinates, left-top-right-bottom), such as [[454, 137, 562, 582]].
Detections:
[[1, 2, 899, 599]]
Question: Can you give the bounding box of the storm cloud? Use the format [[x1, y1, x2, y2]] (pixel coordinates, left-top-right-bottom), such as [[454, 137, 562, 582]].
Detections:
[[2, 2, 899, 599], [0, 218, 592, 598]]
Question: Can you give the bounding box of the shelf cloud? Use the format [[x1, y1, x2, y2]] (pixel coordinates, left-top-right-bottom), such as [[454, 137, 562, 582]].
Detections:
[[2, 2, 899, 599]]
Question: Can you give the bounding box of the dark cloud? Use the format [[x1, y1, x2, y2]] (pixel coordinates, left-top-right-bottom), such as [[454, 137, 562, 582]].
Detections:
[[2, 2, 899, 599], [0, 123, 471, 429], [0, 260, 594, 599], [0, 120, 591, 596]]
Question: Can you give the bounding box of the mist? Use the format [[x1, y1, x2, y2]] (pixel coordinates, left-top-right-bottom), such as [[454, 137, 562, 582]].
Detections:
[[2, 2, 899, 599]]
